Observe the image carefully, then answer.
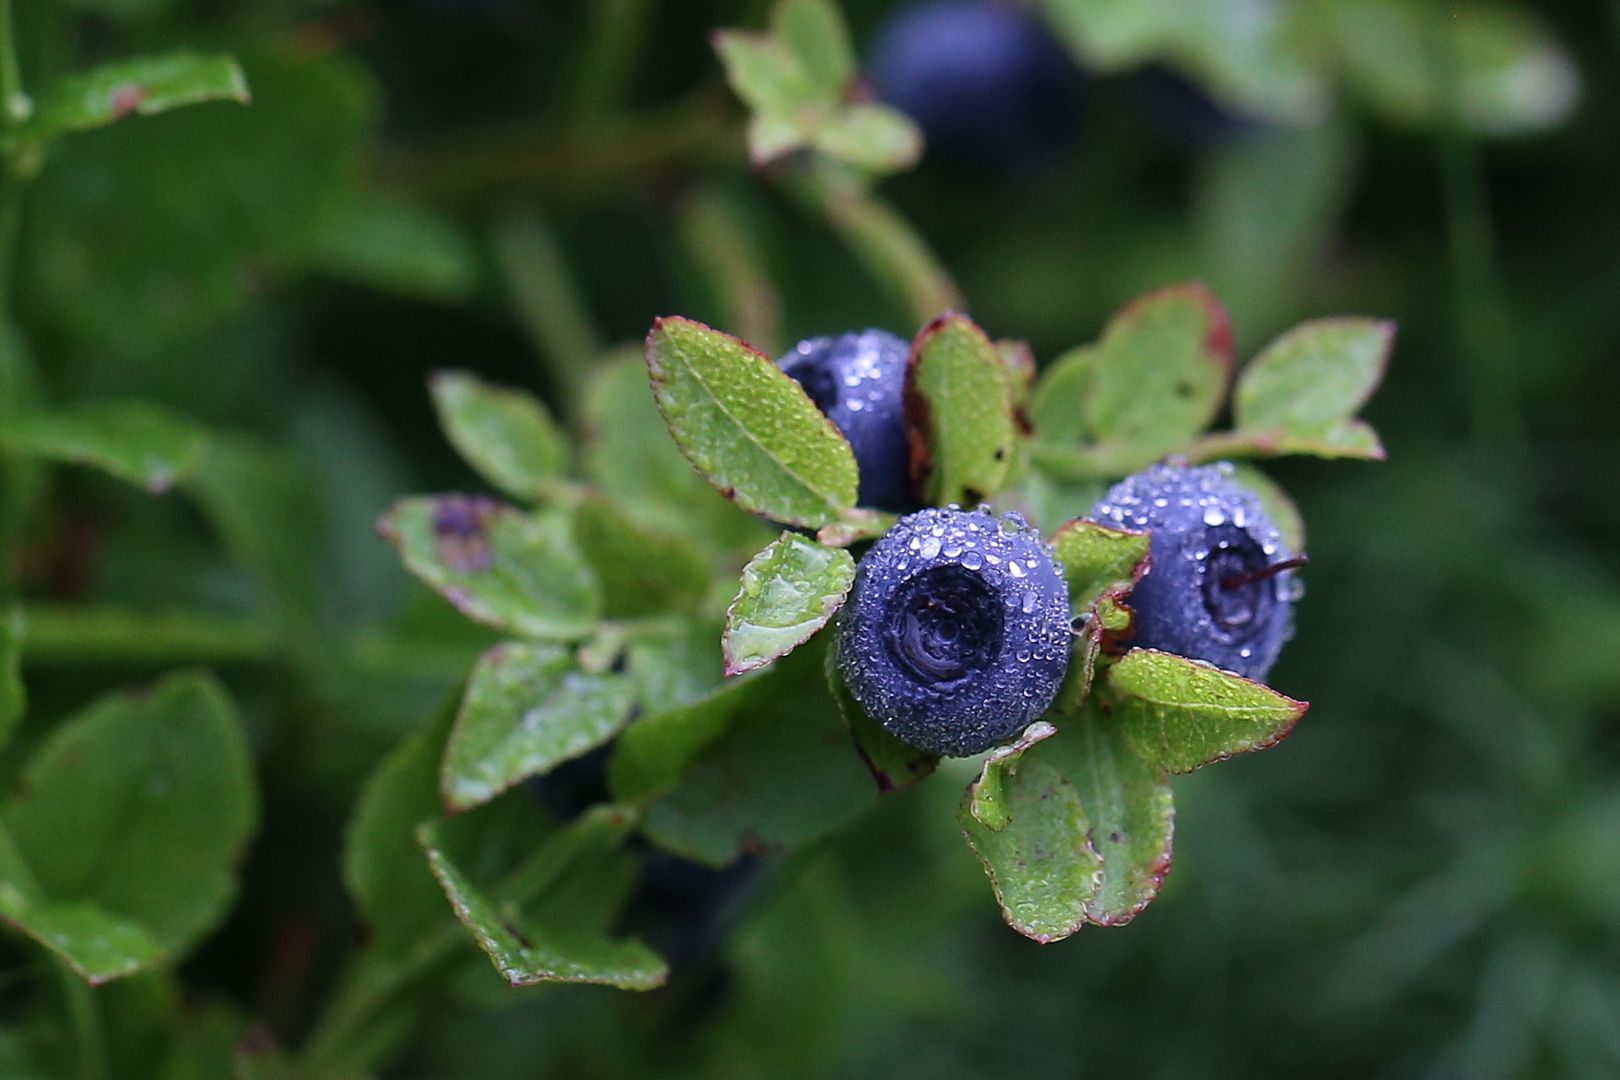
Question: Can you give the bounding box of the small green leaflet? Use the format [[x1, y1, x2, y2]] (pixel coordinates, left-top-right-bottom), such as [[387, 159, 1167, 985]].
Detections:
[[905, 312, 1018, 507], [1234, 317, 1393, 460], [430, 370, 568, 501], [0, 400, 210, 493], [723, 533, 855, 676], [5, 52, 249, 149]]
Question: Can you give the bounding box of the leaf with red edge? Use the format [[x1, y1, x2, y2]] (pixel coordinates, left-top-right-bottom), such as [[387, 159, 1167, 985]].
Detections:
[[1107, 649, 1307, 773], [1031, 283, 1233, 473]]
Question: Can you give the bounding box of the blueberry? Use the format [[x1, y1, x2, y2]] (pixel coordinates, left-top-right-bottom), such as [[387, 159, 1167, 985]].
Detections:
[[868, 0, 1080, 167], [778, 329, 916, 512], [1131, 65, 1260, 146], [1086, 462, 1300, 681], [836, 506, 1071, 756]]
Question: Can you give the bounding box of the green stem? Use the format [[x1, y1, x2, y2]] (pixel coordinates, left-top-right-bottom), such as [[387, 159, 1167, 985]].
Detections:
[[569, 0, 653, 118], [676, 185, 782, 353], [54, 960, 107, 1080], [0, 0, 31, 313], [491, 211, 602, 430], [789, 164, 962, 328], [19, 604, 279, 666]]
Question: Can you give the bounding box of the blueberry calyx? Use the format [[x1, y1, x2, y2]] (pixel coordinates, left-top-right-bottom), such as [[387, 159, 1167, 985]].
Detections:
[[885, 565, 1004, 689]]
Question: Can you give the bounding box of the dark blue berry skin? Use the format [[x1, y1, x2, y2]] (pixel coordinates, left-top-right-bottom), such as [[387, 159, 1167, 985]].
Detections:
[[868, 0, 1080, 167], [778, 330, 916, 513], [837, 507, 1071, 757], [1087, 462, 1298, 682]]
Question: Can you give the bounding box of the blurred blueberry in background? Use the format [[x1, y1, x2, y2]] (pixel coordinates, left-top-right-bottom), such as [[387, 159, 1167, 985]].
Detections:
[[868, 0, 1081, 167]]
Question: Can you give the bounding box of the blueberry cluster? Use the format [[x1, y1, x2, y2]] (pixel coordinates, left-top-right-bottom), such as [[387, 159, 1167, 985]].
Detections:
[[1087, 462, 1299, 681], [785, 327, 1302, 758]]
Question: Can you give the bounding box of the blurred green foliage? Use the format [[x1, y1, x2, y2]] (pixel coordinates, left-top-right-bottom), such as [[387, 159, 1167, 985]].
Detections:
[[1, 0, 1618, 1077]]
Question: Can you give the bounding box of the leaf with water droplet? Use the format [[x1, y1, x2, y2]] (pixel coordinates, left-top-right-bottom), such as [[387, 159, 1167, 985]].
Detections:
[[1107, 649, 1307, 773], [645, 317, 858, 528], [379, 495, 601, 641], [905, 312, 1019, 508], [430, 370, 567, 502], [1234, 317, 1393, 460], [1049, 520, 1150, 713], [723, 533, 855, 676], [1031, 284, 1232, 476], [0, 400, 209, 493], [418, 816, 666, 990], [440, 643, 636, 813], [0, 672, 257, 982], [959, 721, 1101, 943], [1059, 702, 1175, 926]]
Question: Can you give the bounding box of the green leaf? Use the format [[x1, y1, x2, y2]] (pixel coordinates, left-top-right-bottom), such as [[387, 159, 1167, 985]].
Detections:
[[811, 104, 923, 173], [775, 0, 855, 98], [0, 892, 163, 986], [0, 401, 209, 493], [303, 193, 479, 302], [441, 643, 636, 813], [1107, 649, 1307, 774], [379, 496, 600, 641], [418, 819, 666, 990], [342, 701, 458, 953], [1234, 317, 1393, 460], [607, 670, 773, 803], [7, 52, 249, 147], [1328, 0, 1578, 136], [998, 339, 1038, 413], [0, 607, 23, 753], [640, 646, 876, 866], [1062, 705, 1174, 926], [723, 533, 855, 676], [959, 722, 1101, 943], [1, 672, 257, 969], [429, 371, 567, 502], [1049, 520, 1151, 713], [572, 495, 711, 619], [582, 351, 769, 552], [1050, 519, 1151, 615], [905, 312, 1018, 507], [825, 637, 937, 794], [3, 822, 165, 988], [1031, 284, 1232, 472], [645, 317, 857, 528]]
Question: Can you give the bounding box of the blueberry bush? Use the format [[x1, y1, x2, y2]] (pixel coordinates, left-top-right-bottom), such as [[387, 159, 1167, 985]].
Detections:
[[2, 0, 1617, 1077]]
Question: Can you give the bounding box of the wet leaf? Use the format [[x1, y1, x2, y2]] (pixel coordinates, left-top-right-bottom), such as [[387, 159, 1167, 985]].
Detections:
[[905, 312, 1018, 507], [7, 53, 249, 148], [1234, 317, 1393, 460], [0, 889, 163, 986], [1049, 520, 1150, 713], [645, 317, 858, 528], [825, 637, 937, 795], [379, 496, 600, 641], [1107, 649, 1307, 773], [0, 400, 209, 493], [418, 818, 666, 990], [959, 722, 1101, 943], [1051, 519, 1151, 615], [430, 371, 567, 502], [0, 673, 257, 976], [1031, 284, 1231, 472], [1062, 705, 1174, 925], [723, 533, 855, 675], [441, 643, 635, 812]]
